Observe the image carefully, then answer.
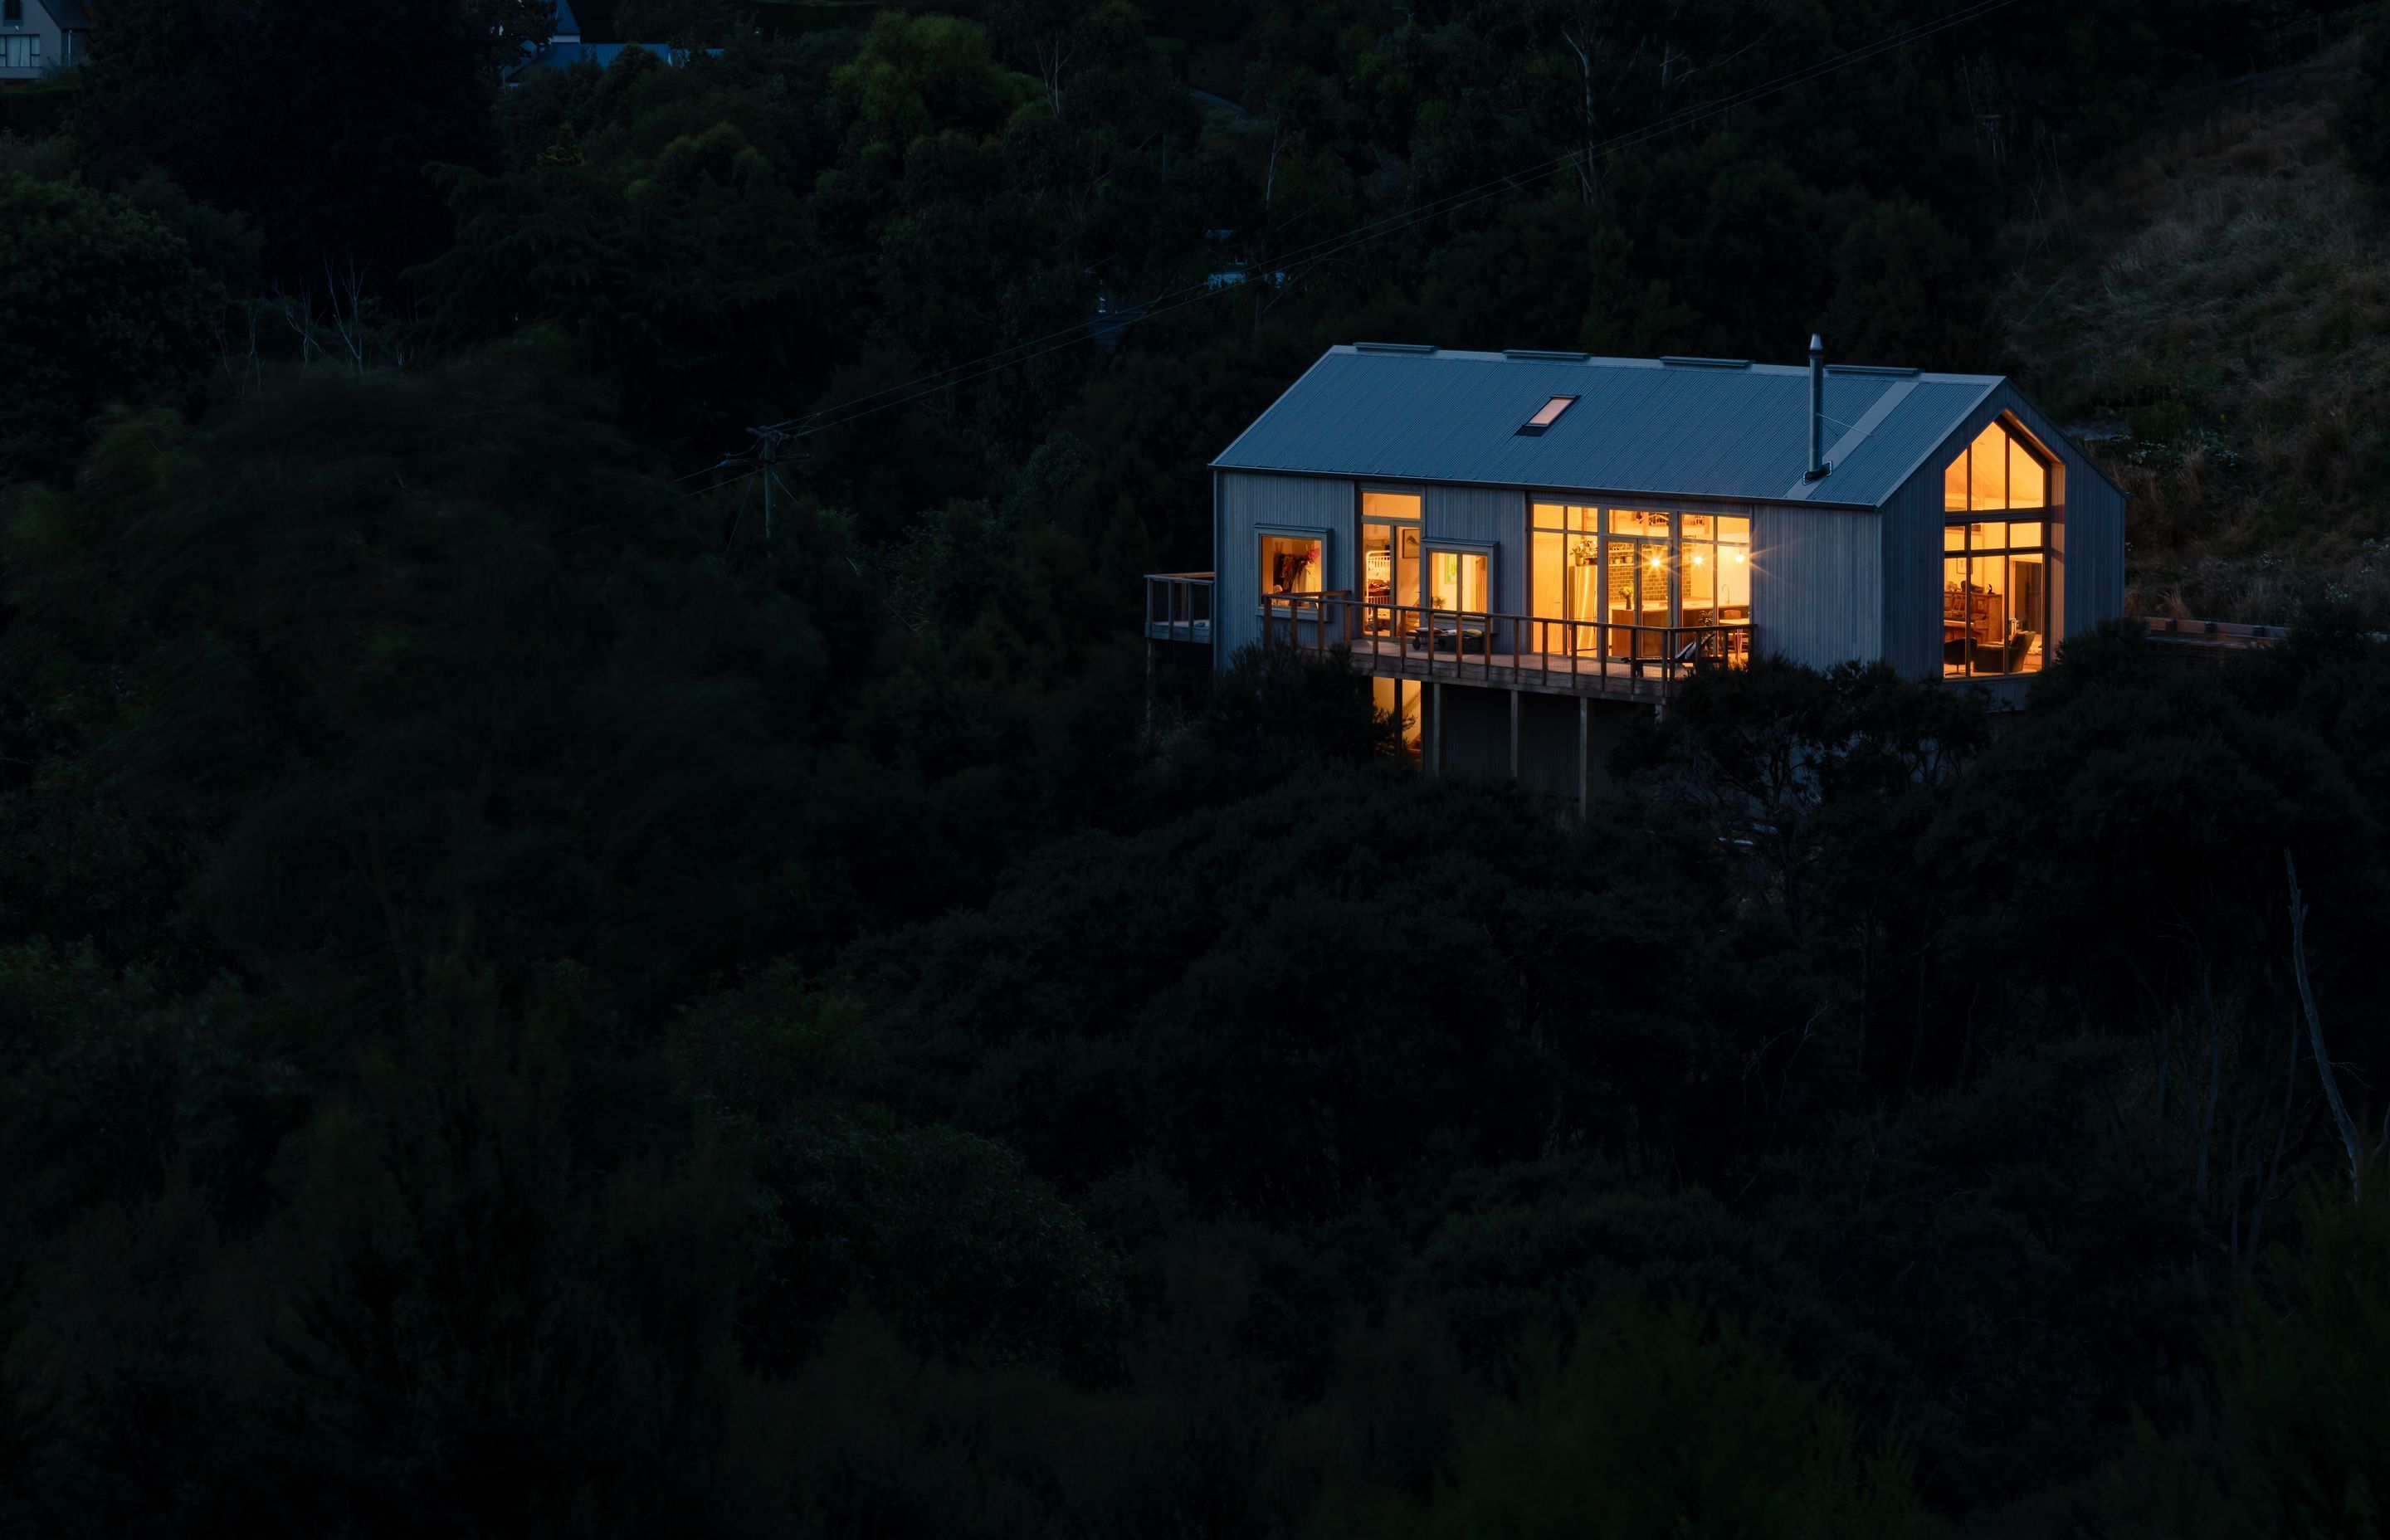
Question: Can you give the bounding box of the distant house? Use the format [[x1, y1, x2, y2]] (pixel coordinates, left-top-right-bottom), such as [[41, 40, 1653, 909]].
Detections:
[[1144, 338, 2127, 801], [0, 0, 88, 85], [505, 0, 699, 79]]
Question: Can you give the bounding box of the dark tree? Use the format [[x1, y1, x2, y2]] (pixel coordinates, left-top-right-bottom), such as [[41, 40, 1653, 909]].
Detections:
[[76, 0, 500, 284]]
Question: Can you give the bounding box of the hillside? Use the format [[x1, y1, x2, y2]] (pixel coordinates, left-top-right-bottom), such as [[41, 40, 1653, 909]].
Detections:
[[2002, 67, 2390, 623]]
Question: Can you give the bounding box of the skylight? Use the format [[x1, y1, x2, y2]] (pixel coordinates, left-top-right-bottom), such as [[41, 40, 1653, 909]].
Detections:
[[1517, 396, 1577, 436]]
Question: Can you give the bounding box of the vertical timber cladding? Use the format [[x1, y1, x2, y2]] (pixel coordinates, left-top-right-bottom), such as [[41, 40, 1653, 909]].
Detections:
[[1752, 504, 1885, 669], [1422, 484, 1529, 616], [1878, 467, 1949, 680], [1213, 470, 1356, 661]]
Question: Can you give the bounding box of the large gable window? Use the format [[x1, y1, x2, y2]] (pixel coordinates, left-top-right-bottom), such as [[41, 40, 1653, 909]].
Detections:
[[1941, 420, 2051, 677], [1944, 420, 2049, 513]]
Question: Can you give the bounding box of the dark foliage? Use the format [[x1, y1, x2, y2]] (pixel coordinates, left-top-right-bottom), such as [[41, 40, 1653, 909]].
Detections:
[[3, 1, 2387, 1534]]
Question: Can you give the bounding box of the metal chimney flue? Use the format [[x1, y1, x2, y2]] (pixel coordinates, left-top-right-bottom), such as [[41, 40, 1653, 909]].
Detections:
[[1805, 334, 1828, 481]]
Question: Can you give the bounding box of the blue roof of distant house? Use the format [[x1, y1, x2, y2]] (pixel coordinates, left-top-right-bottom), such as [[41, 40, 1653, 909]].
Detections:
[[1211, 344, 2084, 509], [517, 40, 676, 71], [551, 0, 582, 37]]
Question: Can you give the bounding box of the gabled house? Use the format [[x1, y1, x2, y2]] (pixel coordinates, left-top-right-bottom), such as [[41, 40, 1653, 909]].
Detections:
[[0, 0, 89, 84], [505, 0, 704, 78], [1144, 338, 2127, 802]]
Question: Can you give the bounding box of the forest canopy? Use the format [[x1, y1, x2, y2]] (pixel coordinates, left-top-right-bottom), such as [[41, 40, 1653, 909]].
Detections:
[[2, 1, 2388, 1535]]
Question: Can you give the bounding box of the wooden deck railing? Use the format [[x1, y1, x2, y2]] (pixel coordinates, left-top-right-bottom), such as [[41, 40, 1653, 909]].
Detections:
[[1144, 572, 1214, 643], [1261, 591, 1751, 699]]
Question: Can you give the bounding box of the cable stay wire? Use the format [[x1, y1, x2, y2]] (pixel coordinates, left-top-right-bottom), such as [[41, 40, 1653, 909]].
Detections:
[[729, 0, 2017, 456]]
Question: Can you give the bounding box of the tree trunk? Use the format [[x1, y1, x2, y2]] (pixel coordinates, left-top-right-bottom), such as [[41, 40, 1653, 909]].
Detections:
[[2287, 850, 2366, 1198]]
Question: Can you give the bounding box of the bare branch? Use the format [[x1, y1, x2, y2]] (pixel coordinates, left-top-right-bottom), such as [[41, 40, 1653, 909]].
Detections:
[[2287, 849, 2366, 1200]]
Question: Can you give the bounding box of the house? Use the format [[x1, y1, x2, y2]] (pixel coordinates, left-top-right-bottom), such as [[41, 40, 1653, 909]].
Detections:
[[505, 0, 703, 78], [1143, 338, 2127, 803], [0, 0, 89, 85]]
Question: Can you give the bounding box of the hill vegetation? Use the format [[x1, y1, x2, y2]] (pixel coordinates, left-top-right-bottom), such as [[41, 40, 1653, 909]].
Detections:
[[2, 2, 2388, 1535], [2002, 59, 2390, 621]]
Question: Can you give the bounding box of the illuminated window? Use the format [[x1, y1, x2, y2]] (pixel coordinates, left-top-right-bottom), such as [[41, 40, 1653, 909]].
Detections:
[[1358, 522, 1420, 635], [1678, 514, 1751, 629], [1530, 503, 1602, 653], [1259, 533, 1322, 597], [1517, 396, 1578, 436], [1943, 420, 2051, 514], [1358, 490, 1421, 636], [1428, 548, 1490, 612], [1942, 519, 2047, 679], [1372, 678, 1422, 756]]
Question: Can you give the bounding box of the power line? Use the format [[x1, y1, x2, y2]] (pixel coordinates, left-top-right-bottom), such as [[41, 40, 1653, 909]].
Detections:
[[735, 0, 2018, 451]]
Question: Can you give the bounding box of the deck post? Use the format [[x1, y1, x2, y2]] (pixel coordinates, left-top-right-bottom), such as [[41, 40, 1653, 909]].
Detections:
[[1509, 689, 1521, 783], [1578, 696, 1589, 819], [1431, 681, 1444, 777], [1144, 637, 1155, 739]]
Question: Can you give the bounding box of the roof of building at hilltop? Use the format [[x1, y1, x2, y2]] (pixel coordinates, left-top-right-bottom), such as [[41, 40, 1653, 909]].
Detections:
[[1211, 344, 2092, 509]]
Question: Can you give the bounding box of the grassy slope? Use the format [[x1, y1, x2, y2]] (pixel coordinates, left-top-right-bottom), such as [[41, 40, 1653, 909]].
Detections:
[[2001, 75, 2390, 622]]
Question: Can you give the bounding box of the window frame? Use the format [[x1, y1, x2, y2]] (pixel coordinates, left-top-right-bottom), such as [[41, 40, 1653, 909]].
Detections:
[[1940, 520, 2050, 679], [1354, 485, 1424, 634], [1943, 415, 2056, 516], [1422, 539, 1496, 615], [1937, 415, 2057, 679], [1516, 396, 1579, 436], [1528, 499, 1752, 653], [1254, 523, 1329, 614]]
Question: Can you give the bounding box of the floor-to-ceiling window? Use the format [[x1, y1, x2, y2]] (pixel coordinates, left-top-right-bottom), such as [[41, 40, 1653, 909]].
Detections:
[[1941, 421, 2051, 677], [1529, 504, 1752, 659], [1676, 514, 1752, 629], [1530, 502, 1602, 653]]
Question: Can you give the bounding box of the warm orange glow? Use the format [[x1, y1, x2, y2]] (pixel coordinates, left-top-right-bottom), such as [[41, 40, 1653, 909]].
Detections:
[[1260, 534, 1323, 596], [1943, 420, 2050, 514], [1430, 548, 1489, 612], [1970, 423, 2009, 509], [1942, 524, 2047, 679]]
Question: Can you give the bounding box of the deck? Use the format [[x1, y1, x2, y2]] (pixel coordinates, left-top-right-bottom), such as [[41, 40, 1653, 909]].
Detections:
[[1289, 629, 1744, 700], [1144, 574, 1750, 703], [1144, 572, 1213, 645]]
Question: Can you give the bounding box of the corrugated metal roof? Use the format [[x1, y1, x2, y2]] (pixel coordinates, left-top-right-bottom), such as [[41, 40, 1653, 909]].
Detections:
[[1212, 345, 2004, 509]]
